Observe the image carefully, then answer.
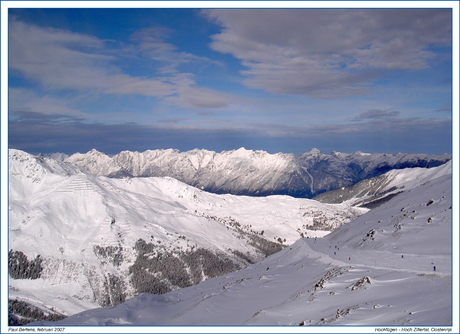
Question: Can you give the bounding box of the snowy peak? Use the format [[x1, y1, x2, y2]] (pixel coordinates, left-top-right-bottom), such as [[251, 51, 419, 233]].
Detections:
[[42, 152, 69, 162], [9, 149, 82, 182], [66, 149, 121, 177], [307, 148, 322, 155], [331, 150, 347, 159], [301, 148, 323, 159]]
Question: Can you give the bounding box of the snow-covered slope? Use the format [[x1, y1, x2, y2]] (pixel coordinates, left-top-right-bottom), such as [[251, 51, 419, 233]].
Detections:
[[8, 149, 362, 320], [314, 160, 452, 208], [65, 148, 451, 198], [31, 168, 453, 326]]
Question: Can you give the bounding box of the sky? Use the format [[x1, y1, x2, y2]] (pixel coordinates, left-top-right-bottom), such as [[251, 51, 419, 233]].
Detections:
[[5, 4, 455, 156]]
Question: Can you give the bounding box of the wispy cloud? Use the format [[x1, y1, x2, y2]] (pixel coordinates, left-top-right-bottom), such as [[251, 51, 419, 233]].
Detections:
[[9, 109, 85, 124], [158, 118, 188, 124], [8, 18, 233, 109], [8, 88, 85, 118], [9, 19, 175, 95], [163, 73, 231, 108], [350, 109, 400, 122], [203, 9, 451, 98], [130, 26, 224, 74], [434, 103, 452, 113], [197, 111, 216, 116]]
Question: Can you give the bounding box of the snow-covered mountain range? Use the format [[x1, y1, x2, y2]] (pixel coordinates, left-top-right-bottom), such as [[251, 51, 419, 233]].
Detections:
[[8, 149, 363, 322], [31, 159, 453, 326], [64, 148, 451, 198], [8, 148, 453, 327]]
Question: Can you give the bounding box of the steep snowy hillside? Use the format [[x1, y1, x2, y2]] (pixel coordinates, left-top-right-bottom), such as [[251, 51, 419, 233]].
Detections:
[[65, 147, 450, 198], [31, 168, 453, 326], [8, 149, 362, 322], [314, 160, 452, 208]]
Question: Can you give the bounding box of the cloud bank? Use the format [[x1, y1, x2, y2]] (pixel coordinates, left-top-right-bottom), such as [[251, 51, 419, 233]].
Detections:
[[203, 9, 451, 98], [9, 110, 451, 156]]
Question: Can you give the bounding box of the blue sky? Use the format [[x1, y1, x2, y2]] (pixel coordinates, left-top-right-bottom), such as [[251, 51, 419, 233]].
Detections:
[[6, 5, 454, 155]]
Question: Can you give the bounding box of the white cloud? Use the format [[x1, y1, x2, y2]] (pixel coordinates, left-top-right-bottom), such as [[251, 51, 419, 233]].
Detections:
[[8, 88, 84, 117], [203, 9, 451, 98], [9, 19, 175, 96], [163, 73, 231, 109], [8, 19, 232, 109], [129, 27, 223, 74]]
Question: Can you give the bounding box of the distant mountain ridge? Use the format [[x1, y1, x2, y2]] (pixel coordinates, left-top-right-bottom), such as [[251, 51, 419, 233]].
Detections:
[[65, 147, 451, 198]]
